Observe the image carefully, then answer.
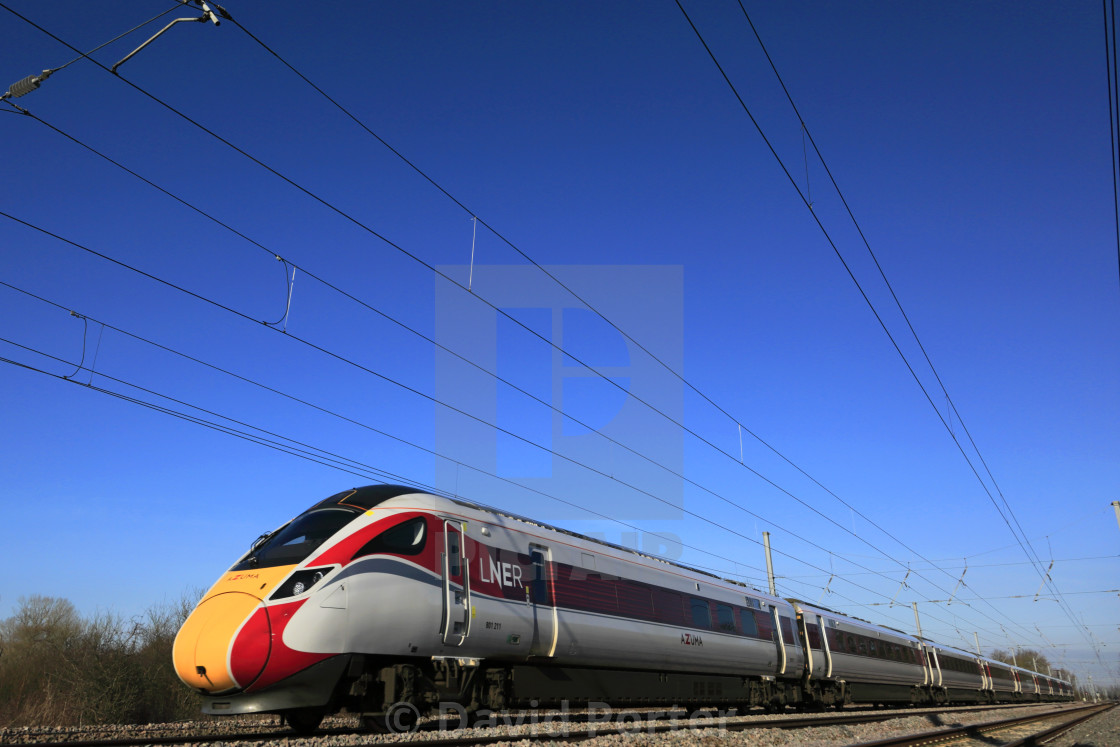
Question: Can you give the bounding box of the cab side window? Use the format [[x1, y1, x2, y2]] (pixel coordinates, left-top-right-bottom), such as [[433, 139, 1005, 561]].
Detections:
[[353, 516, 427, 559]]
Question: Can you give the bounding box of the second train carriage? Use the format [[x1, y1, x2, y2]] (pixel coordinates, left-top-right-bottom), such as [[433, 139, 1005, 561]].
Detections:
[[793, 601, 927, 705]]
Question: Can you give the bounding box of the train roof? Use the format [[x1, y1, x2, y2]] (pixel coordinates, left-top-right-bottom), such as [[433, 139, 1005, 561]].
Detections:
[[789, 599, 919, 640]]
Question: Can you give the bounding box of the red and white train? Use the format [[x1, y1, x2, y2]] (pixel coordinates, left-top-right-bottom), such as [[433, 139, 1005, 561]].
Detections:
[[172, 485, 1073, 731]]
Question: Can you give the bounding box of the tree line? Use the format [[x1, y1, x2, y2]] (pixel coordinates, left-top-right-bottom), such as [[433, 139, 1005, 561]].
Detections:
[[0, 594, 203, 726]]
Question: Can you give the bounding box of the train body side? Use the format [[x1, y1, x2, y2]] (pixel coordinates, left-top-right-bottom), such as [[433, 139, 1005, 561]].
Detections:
[[174, 485, 1074, 724]]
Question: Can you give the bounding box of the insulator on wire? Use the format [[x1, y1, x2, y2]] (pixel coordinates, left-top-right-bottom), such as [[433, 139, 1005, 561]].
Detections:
[[8, 69, 52, 98]]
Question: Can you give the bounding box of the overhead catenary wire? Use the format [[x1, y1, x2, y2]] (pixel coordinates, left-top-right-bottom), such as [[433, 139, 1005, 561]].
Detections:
[[213, 9, 1102, 660], [674, 0, 1099, 658], [0, 222, 1022, 647], [0, 338, 778, 583], [1, 3, 182, 100], [781, 553, 1120, 579], [227, 12, 1114, 664], [4, 310, 947, 620], [0, 99, 998, 618], [0, 335, 988, 647], [1106, 0, 1120, 300], [730, 1, 1108, 660], [0, 8, 1064, 655], [0, 215, 911, 603], [0, 233, 1043, 653], [0, 3, 1010, 627], [0, 278, 774, 584], [0, 1, 1088, 658], [219, 8, 965, 586], [0, 95, 1044, 650]]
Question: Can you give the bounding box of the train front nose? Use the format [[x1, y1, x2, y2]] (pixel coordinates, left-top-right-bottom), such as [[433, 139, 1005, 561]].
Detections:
[[173, 567, 294, 694], [173, 591, 270, 693]]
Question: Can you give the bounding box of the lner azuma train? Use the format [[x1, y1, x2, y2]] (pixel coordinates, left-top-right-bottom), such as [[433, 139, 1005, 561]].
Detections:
[[172, 485, 1073, 732]]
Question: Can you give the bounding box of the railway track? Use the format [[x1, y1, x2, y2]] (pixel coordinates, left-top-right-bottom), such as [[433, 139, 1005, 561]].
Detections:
[[2, 702, 1099, 747], [845, 702, 1114, 746]]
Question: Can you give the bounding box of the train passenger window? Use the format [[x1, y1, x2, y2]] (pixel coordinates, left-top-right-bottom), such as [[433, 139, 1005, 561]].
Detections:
[[868, 640, 877, 657], [716, 604, 735, 633], [780, 616, 796, 644], [690, 598, 712, 629], [846, 634, 856, 652], [858, 638, 867, 655], [652, 589, 686, 626], [739, 608, 758, 637], [352, 517, 427, 559]]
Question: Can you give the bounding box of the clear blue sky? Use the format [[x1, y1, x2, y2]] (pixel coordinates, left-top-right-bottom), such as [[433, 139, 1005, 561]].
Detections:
[[2, 1, 1117, 688]]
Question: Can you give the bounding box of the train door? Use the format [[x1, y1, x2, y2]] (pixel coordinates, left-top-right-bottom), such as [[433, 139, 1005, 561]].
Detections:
[[770, 605, 788, 675], [527, 544, 557, 657], [440, 520, 471, 646], [816, 614, 833, 678], [797, 612, 827, 680]]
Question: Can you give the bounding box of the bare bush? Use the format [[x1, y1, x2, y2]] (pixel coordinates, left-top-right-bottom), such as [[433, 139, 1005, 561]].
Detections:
[[0, 591, 204, 727]]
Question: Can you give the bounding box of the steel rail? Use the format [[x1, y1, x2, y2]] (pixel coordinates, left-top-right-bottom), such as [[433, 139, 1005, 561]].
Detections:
[[1001, 702, 1116, 747], [4, 703, 1083, 747], [842, 702, 1111, 747]]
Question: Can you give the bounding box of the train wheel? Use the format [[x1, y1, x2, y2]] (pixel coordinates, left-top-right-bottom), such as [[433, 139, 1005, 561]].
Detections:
[[284, 707, 324, 734]]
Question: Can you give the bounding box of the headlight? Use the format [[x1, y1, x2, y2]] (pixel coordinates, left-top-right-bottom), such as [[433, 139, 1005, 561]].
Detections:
[[271, 568, 330, 600]]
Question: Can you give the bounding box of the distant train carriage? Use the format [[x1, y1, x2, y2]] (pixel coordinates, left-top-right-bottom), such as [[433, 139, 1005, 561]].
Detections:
[[981, 657, 1021, 701], [921, 642, 985, 703], [793, 601, 927, 706]]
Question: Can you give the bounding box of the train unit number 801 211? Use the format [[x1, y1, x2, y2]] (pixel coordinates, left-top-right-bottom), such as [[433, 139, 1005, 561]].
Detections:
[[172, 485, 1073, 733]]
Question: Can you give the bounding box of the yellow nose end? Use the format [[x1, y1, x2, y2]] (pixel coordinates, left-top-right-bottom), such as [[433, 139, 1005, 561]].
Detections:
[[173, 591, 262, 693]]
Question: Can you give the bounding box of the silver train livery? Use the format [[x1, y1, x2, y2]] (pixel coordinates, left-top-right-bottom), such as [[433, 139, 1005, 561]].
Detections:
[[172, 486, 1073, 731]]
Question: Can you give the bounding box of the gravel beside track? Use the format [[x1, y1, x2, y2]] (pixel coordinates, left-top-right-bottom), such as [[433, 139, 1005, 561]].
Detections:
[[1, 703, 1109, 747], [1045, 702, 1120, 747]]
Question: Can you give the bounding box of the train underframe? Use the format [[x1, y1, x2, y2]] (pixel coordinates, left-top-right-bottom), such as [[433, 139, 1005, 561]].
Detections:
[[209, 654, 1062, 733], [260, 654, 816, 732]]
